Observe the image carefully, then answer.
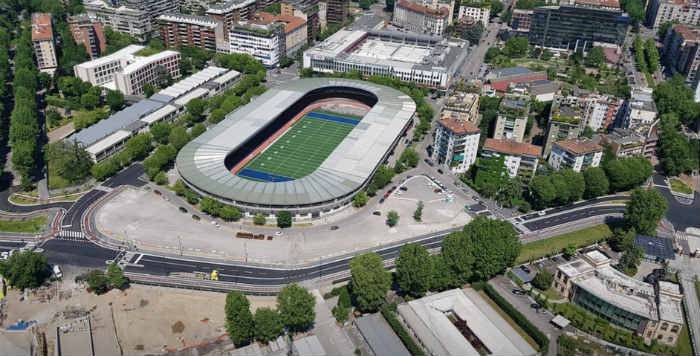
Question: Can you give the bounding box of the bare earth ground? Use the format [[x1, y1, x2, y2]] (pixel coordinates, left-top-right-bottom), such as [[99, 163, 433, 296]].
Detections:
[[95, 176, 471, 265], [1, 266, 276, 355]]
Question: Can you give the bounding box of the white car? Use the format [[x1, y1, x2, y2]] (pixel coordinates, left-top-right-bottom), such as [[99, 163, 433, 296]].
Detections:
[[538, 210, 547, 216], [275, 231, 283, 236]]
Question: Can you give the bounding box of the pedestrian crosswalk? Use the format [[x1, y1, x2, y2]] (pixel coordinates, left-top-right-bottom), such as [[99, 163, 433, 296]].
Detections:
[[56, 230, 86, 240]]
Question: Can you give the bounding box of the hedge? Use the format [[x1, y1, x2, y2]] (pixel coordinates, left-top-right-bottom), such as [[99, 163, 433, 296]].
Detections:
[[380, 305, 426, 356], [480, 283, 549, 352]]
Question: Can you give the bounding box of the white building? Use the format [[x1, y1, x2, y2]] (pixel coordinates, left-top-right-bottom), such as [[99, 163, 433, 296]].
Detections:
[[31, 13, 58, 74], [621, 86, 658, 132], [481, 138, 541, 181], [646, 0, 700, 29], [431, 117, 480, 173], [548, 138, 603, 172], [393, 0, 450, 36], [114, 50, 181, 96], [303, 29, 468, 89], [457, 5, 490, 26], [84, 0, 152, 41], [229, 21, 284, 67], [74, 44, 145, 86]]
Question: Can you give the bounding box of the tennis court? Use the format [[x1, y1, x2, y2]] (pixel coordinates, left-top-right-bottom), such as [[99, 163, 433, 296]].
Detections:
[[238, 111, 361, 181]]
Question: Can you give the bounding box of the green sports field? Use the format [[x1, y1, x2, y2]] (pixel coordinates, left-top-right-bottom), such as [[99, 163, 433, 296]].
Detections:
[[240, 112, 359, 180]]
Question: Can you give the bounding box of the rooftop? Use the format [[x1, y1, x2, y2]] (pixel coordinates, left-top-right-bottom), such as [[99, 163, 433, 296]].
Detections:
[[355, 314, 411, 356], [157, 13, 218, 27], [396, 0, 450, 17], [672, 23, 700, 42], [573, 0, 621, 9], [444, 92, 479, 110], [255, 12, 307, 34], [206, 0, 256, 14], [31, 13, 53, 41], [438, 117, 480, 135], [554, 139, 603, 155], [120, 50, 180, 75], [483, 138, 541, 157], [629, 86, 657, 113], [75, 44, 145, 69]]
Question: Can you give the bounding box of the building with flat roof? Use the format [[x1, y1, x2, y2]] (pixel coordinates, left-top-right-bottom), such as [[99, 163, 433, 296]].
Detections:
[[355, 313, 411, 356], [549, 138, 603, 172], [84, 0, 152, 40], [255, 12, 309, 56], [71, 67, 240, 161], [393, 0, 451, 36], [432, 117, 480, 173], [481, 138, 541, 181], [326, 0, 349, 23], [494, 94, 529, 143], [543, 95, 585, 157], [304, 29, 468, 89], [397, 288, 537, 356], [647, 0, 700, 29], [486, 67, 548, 93], [31, 13, 58, 74], [157, 13, 224, 52], [620, 86, 658, 132], [281, 0, 320, 43], [113, 50, 181, 95], [206, 0, 257, 42], [74, 44, 145, 86], [229, 21, 285, 67], [457, 3, 491, 26], [511, 9, 533, 32], [441, 92, 479, 124], [599, 128, 648, 158], [68, 14, 107, 60], [554, 251, 684, 346]]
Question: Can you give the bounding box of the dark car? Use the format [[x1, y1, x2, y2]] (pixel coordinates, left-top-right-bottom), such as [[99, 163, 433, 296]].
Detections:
[[521, 266, 532, 274], [373, 211, 381, 216], [531, 303, 543, 310], [512, 289, 526, 295], [399, 186, 408, 191], [192, 215, 201, 221], [379, 198, 385, 204], [437, 169, 444, 174], [178, 207, 188, 213], [330, 225, 339, 230]]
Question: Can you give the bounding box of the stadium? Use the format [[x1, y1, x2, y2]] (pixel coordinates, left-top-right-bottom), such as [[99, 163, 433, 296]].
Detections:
[[176, 78, 416, 217]]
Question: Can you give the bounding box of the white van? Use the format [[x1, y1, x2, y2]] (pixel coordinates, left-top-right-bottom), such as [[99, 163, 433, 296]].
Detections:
[[52, 265, 63, 279]]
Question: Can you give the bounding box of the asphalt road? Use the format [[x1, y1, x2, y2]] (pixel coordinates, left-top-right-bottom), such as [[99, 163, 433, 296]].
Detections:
[[523, 206, 625, 231], [652, 174, 700, 231], [520, 195, 630, 221], [60, 190, 106, 232]]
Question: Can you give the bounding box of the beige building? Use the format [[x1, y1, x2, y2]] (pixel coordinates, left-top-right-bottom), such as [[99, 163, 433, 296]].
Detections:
[[440, 92, 479, 124], [31, 13, 58, 74], [256, 12, 308, 56], [481, 138, 541, 181], [114, 50, 181, 96], [494, 94, 529, 143]]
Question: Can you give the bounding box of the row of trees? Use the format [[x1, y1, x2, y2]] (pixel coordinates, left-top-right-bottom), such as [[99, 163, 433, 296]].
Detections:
[[633, 36, 659, 75]]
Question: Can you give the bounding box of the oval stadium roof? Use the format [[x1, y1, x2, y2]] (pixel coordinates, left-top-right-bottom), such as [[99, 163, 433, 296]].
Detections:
[[176, 78, 416, 207]]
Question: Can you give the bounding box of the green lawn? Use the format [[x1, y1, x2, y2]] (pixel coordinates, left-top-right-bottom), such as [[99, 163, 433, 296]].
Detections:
[[0, 216, 48, 233], [517, 224, 613, 264], [135, 47, 162, 56], [669, 178, 693, 194], [241, 112, 359, 180]]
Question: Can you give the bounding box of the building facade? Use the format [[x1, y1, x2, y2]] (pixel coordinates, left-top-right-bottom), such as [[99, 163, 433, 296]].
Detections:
[[74, 45, 144, 86], [256, 12, 309, 56], [494, 95, 529, 143], [548, 138, 603, 172], [457, 5, 490, 26], [599, 128, 647, 158], [206, 0, 257, 41], [393, 0, 450, 36], [440, 92, 480, 124], [229, 21, 285, 67], [326, 0, 349, 23], [510, 9, 533, 32], [281, 0, 320, 43], [646, 0, 700, 29], [431, 118, 480, 173], [114, 50, 182, 95], [543, 95, 585, 157], [31, 13, 58, 74], [84, 0, 152, 41], [481, 138, 541, 180], [67, 14, 107, 60], [157, 13, 224, 51], [662, 24, 700, 90], [620, 86, 658, 132]]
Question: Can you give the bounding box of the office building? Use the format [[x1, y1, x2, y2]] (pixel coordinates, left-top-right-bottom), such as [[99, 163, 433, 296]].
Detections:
[[481, 139, 541, 180], [84, 0, 152, 40], [529, 0, 630, 51], [398, 288, 537, 356], [206, 0, 257, 41], [431, 117, 480, 173], [510, 9, 533, 32], [229, 21, 285, 67], [281, 0, 320, 42], [393, 0, 450, 36], [457, 4, 490, 26], [67, 14, 107, 60], [255, 12, 308, 55], [554, 251, 684, 346], [646, 0, 700, 30], [441, 92, 480, 124], [662, 24, 700, 93], [157, 13, 224, 51], [543, 95, 585, 157], [31, 13, 58, 74], [494, 95, 529, 143], [549, 138, 603, 172], [72, 66, 240, 161], [619, 86, 658, 132], [303, 29, 469, 89], [326, 0, 349, 23], [74, 45, 144, 86], [121, 0, 180, 30], [114, 51, 182, 95]]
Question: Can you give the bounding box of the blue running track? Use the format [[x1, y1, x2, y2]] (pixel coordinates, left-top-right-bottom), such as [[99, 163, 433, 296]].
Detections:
[[306, 111, 360, 126], [238, 168, 294, 182]]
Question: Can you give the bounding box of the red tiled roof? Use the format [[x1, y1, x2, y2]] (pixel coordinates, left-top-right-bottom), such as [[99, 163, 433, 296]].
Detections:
[[490, 72, 547, 92], [439, 117, 480, 135], [574, 0, 620, 8], [31, 13, 53, 41], [554, 139, 603, 155], [256, 12, 306, 34], [483, 138, 541, 157], [396, 0, 449, 17], [673, 24, 700, 42]]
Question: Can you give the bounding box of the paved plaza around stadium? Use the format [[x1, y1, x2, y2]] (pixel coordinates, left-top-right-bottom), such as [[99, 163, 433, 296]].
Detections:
[[95, 175, 472, 265]]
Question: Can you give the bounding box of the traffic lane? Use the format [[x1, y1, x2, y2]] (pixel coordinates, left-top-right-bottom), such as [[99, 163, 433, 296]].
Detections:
[[0, 188, 72, 213], [103, 164, 145, 188], [523, 206, 625, 231], [521, 195, 629, 221], [62, 190, 106, 228], [0, 241, 26, 252], [43, 239, 119, 269], [654, 184, 700, 231]]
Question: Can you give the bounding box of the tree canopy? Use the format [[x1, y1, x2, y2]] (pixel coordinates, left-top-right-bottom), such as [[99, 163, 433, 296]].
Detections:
[[225, 291, 254, 346], [396, 244, 432, 297], [277, 284, 315, 332], [624, 188, 668, 236], [350, 252, 391, 312], [0, 251, 49, 289]]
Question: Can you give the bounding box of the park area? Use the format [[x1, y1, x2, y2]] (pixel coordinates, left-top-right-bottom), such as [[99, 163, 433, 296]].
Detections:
[[0, 215, 47, 233], [516, 224, 613, 264]]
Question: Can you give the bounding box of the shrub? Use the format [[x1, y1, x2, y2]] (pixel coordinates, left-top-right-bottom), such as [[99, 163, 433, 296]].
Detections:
[[253, 214, 267, 225], [381, 305, 426, 356]]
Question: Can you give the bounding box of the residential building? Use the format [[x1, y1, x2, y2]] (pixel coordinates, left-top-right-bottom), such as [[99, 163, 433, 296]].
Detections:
[[74, 45, 145, 86], [114, 50, 182, 95], [205, 0, 257, 41], [457, 4, 490, 26], [554, 251, 684, 346], [599, 128, 647, 158], [31, 13, 57, 74], [67, 14, 107, 60], [71, 67, 240, 161], [319, 1, 327, 30], [303, 29, 468, 89], [646, 0, 700, 30], [486, 67, 547, 94], [662, 24, 700, 97], [619, 86, 658, 132], [529, 0, 630, 51], [548, 138, 603, 172], [255, 12, 308, 55], [181, 0, 212, 15], [509, 79, 559, 102], [393, 0, 450, 36], [397, 288, 537, 356], [431, 117, 480, 173], [157, 13, 224, 51], [326, 0, 349, 23], [510, 9, 533, 33], [281, 0, 320, 43], [84, 0, 152, 41], [582, 94, 621, 131], [440, 92, 480, 124], [494, 94, 529, 143], [229, 21, 285, 67], [482, 138, 541, 180], [543, 95, 585, 157], [121, 0, 180, 30]]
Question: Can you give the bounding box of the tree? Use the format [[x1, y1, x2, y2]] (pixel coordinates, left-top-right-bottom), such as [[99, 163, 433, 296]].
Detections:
[[106, 262, 129, 289], [413, 201, 424, 222], [634, 36, 647, 73], [225, 291, 254, 346], [168, 126, 190, 150], [618, 244, 644, 275], [653, 75, 700, 126], [583, 167, 609, 198], [0, 251, 49, 289], [386, 210, 399, 227], [531, 270, 553, 290], [441, 231, 474, 283], [253, 214, 267, 225], [143, 83, 156, 98], [150, 122, 172, 144], [396, 244, 432, 297], [430, 254, 460, 291], [277, 284, 315, 332], [658, 114, 699, 175], [254, 308, 283, 343], [625, 188, 668, 236], [644, 39, 660, 73], [352, 191, 368, 208], [45, 141, 93, 184], [276, 211, 292, 228], [85, 270, 110, 294], [154, 171, 168, 185], [190, 123, 206, 138], [80, 92, 99, 109], [219, 206, 241, 221], [186, 98, 207, 123], [105, 90, 124, 111], [503, 37, 529, 58], [464, 216, 520, 280], [491, 0, 504, 16], [585, 47, 605, 68], [563, 244, 577, 260], [395, 147, 420, 172], [529, 175, 556, 209], [603, 157, 653, 192], [350, 253, 391, 312]]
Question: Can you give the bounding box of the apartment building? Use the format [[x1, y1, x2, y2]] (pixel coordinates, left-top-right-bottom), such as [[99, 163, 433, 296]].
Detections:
[[599, 128, 647, 158], [157, 13, 224, 51], [486, 66, 547, 94], [662, 24, 700, 90], [431, 117, 481, 173], [510, 9, 533, 33], [255, 12, 308, 55], [494, 95, 529, 143], [543, 95, 585, 157], [67, 14, 107, 60], [206, 0, 257, 41], [114, 50, 182, 95], [457, 4, 490, 26], [74, 45, 144, 86], [31, 13, 58, 74], [121, 0, 180, 30], [84, 0, 152, 40], [481, 138, 541, 181], [281, 0, 320, 42], [326, 0, 349, 23], [647, 0, 700, 29], [548, 138, 603, 172], [393, 0, 450, 36], [440, 92, 479, 125], [229, 21, 285, 67], [619, 86, 658, 132]]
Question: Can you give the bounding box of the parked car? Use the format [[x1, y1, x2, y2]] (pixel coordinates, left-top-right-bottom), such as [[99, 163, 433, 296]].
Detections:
[[178, 207, 188, 213], [437, 169, 444, 174], [330, 225, 339, 230], [512, 289, 526, 295], [52, 265, 63, 279], [192, 215, 201, 221], [373, 211, 381, 216], [399, 186, 408, 191]]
